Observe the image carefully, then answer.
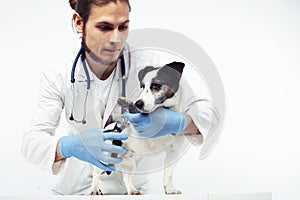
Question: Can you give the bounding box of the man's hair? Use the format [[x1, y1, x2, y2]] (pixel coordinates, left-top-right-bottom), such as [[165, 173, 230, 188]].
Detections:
[[69, 0, 131, 24]]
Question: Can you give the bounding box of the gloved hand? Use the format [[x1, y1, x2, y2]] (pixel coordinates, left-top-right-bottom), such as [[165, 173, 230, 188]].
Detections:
[[124, 107, 188, 138], [58, 128, 127, 171]]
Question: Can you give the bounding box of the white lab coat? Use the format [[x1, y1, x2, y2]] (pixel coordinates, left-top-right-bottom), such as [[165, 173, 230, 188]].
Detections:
[[21, 44, 219, 195]]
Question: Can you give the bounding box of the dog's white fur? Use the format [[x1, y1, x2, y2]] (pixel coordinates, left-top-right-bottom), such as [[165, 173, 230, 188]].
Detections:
[[91, 65, 185, 195]]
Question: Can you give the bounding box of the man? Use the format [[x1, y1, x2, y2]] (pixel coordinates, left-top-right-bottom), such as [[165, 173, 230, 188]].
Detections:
[[21, 0, 218, 195]]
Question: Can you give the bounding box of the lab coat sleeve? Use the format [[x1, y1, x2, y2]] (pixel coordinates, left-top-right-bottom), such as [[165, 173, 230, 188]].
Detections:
[[179, 78, 220, 148], [184, 99, 220, 146], [21, 65, 65, 174]]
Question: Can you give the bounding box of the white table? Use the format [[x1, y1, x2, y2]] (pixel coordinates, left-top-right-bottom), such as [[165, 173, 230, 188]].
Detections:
[[0, 193, 272, 200]]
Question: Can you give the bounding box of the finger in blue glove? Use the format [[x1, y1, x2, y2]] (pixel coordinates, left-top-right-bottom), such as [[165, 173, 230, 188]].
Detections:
[[58, 128, 128, 171], [124, 107, 187, 138]]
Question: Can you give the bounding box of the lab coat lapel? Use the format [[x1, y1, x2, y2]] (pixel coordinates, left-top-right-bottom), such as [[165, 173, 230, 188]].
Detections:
[[102, 50, 131, 127], [102, 75, 120, 127]]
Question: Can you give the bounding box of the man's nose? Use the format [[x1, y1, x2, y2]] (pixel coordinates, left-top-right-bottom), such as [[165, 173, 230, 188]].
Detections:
[[109, 31, 122, 44]]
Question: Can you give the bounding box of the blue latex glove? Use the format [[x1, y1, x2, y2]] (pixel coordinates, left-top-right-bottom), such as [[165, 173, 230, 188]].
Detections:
[[58, 128, 128, 171], [124, 107, 188, 138]]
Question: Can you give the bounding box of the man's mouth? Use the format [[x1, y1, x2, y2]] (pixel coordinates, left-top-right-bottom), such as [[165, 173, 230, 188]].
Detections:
[[103, 48, 120, 54]]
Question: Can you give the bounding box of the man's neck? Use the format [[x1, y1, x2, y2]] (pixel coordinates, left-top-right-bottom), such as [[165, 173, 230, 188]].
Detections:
[[86, 58, 118, 80]]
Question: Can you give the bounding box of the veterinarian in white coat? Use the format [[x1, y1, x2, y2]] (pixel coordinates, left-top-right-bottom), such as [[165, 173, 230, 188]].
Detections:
[[21, 0, 219, 195]]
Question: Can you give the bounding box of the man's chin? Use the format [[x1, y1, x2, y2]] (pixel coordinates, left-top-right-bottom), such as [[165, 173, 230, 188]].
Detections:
[[104, 53, 121, 61], [102, 56, 119, 66], [88, 53, 119, 66]]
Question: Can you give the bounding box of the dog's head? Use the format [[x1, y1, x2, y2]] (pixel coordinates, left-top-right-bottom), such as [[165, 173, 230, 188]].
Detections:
[[134, 61, 185, 113]]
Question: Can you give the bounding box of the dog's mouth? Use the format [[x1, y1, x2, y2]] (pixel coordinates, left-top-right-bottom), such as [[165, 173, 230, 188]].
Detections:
[[117, 97, 158, 114], [134, 99, 161, 114], [135, 107, 154, 114], [130, 102, 154, 114]]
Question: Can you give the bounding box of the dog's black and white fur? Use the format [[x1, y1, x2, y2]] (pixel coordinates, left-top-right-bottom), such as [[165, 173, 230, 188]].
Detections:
[[91, 61, 186, 195]]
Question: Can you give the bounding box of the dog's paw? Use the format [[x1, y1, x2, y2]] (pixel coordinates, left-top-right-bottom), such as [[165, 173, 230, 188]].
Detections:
[[129, 190, 142, 195], [164, 187, 182, 195], [118, 97, 139, 113], [90, 189, 103, 195], [118, 97, 133, 108]]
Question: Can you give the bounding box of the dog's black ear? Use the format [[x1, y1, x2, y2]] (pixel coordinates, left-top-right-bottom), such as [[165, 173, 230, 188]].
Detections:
[[138, 66, 156, 82], [155, 62, 185, 93], [166, 61, 185, 75]]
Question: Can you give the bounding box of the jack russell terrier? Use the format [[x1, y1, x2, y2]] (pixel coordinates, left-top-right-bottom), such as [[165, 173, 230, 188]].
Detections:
[[91, 61, 186, 195]]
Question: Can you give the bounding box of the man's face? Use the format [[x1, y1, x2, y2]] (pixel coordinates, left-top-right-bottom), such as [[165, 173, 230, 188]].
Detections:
[[83, 2, 130, 65]]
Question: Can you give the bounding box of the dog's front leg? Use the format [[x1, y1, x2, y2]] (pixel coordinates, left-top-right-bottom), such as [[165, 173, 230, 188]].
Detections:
[[163, 147, 182, 194], [90, 167, 104, 195], [120, 151, 141, 195]]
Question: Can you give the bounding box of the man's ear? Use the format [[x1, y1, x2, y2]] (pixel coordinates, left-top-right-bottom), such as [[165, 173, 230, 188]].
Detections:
[[72, 13, 84, 34]]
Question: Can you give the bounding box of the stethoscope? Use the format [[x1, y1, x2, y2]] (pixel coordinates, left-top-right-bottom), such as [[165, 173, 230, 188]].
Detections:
[[69, 46, 126, 124]]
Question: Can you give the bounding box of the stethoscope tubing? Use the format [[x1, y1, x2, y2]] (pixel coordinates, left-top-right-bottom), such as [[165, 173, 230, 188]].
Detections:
[[70, 46, 126, 124]]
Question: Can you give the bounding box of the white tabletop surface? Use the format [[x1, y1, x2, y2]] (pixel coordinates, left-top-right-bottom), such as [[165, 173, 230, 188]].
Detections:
[[0, 193, 272, 200]]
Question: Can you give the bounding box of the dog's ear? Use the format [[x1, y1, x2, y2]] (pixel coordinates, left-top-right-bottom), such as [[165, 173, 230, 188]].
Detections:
[[138, 66, 156, 82], [166, 61, 185, 75], [155, 62, 185, 93]]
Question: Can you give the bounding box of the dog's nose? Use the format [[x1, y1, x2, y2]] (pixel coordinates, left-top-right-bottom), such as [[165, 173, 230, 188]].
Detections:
[[135, 100, 144, 110]]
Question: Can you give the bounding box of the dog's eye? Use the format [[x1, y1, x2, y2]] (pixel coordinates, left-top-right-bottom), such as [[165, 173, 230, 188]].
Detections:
[[151, 83, 161, 90], [140, 83, 145, 89]]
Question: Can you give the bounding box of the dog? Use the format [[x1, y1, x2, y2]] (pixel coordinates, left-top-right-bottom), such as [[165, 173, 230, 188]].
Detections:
[[91, 61, 186, 195]]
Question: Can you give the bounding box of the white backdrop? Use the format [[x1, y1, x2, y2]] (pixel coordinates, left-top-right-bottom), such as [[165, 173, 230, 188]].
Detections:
[[0, 0, 299, 199]]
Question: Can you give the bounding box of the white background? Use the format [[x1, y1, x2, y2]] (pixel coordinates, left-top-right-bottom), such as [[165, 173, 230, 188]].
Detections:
[[0, 0, 299, 199]]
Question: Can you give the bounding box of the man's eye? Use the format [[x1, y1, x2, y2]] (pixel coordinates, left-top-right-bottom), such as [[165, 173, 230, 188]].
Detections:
[[97, 26, 113, 32], [118, 25, 128, 31], [151, 83, 161, 90]]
